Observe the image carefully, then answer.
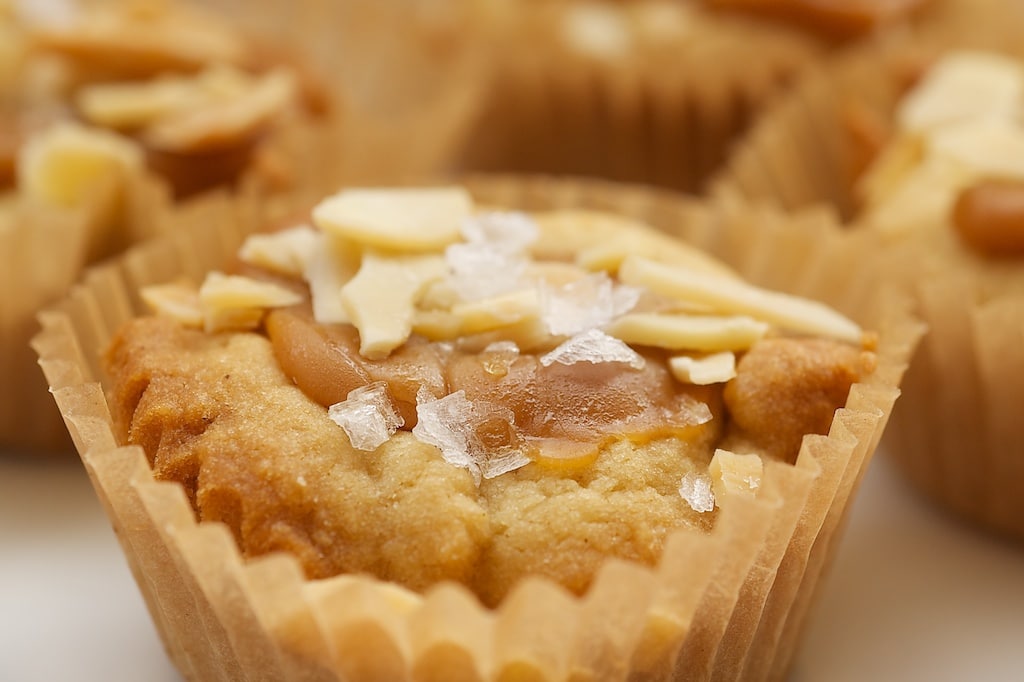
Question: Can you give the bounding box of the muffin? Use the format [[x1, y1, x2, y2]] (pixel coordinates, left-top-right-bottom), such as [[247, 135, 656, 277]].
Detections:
[[713, 34, 1024, 540], [454, 0, 954, 193], [3, 0, 488, 452], [34, 175, 921, 680]]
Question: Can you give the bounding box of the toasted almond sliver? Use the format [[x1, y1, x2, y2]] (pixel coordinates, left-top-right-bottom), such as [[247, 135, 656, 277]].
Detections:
[[606, 313, 769, 352], [303, 233, 362, 325], [76, 76, 204, 129], [199, 271, 302, 332], [341, 252, 447, 359], [668, 351, 737, 385], [140, 281, 203, 327], [145, 67, 297, 151], [239, 224, 319, 278], [18, 123, 141, 207], [450, 289, 543, 335], [313, 187, 474, 252], [709, 449, 763, 500], [898, 51, 1023, 132], [618, 256, 862, 344]]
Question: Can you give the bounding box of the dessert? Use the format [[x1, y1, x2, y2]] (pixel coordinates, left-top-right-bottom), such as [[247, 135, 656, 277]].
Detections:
[[455, 0, 949, 192], [35, 176, 920, 679], [714, 42, 1024, 539]]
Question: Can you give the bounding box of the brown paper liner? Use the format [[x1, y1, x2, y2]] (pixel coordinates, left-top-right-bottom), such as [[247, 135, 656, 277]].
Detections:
[[454, 2, 823, 194], [711, 8, 1024, 540], [34, 174, 921, 680]]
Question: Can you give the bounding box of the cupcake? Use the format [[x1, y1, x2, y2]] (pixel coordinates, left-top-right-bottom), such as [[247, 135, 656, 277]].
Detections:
[[3, 0, 488, 452], [713, 33, 1024, 540], [454, 0, 955, 193], [34, 175, 920, 680]]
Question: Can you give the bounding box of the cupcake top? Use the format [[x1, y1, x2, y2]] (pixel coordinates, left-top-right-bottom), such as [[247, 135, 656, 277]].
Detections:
[[1, 0, 324, 202], [856, 51, 1024, 274], [105, 186, 875, 606]]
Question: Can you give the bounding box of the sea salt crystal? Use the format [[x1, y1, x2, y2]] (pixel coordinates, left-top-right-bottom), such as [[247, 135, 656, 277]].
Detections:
[[540, 328, 645, 370], [413, 388, 529, 484], [480, 341, 520, 376], [541, 272, 641, 336], [328, 382, 404, 451], [445, 241, 526, 301], [679, 471, 715, 513], [461, 212, 539, 251], [445, 212, 540, 302]]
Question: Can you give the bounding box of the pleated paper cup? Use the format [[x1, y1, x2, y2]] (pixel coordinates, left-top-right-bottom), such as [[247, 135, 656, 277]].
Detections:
[[34, 174, 920, 681], [712, 11, 1024, 540]]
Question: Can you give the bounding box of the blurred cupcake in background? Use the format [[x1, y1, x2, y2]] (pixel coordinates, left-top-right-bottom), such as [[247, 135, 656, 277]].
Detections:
[[1, 0, 489, 452], [713, 2, 1024, 540], [454, 0, 946, 194]]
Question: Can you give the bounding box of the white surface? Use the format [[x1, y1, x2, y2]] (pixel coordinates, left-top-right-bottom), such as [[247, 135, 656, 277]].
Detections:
[[1, 449, 1023, 682]]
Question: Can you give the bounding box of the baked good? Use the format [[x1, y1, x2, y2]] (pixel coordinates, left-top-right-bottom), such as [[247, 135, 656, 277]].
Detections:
[[455, 0, 952, 193], [2, 0, 488, 452], [713, 33, 1024, 539], [35, 176, 920, 680]]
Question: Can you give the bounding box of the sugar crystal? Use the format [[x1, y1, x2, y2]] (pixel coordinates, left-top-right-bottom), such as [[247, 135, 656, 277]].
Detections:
[[540, 328, 645, 370], [679, 471, 715, 513], [328, 382, 404, 451]]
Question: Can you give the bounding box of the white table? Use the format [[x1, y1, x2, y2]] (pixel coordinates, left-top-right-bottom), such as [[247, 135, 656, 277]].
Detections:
[[2, 449, 1022, 682]]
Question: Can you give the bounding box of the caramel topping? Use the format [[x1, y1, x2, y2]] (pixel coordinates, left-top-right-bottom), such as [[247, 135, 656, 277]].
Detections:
[[706, 0, 930, 40], [267, 306, 719, 461], [266, 307, 448, 428], [953, 179, 1024, 258]]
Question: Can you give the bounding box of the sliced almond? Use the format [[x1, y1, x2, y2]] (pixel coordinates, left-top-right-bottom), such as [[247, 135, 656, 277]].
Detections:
[[303, 233, 362, 325], [18, 123, 141, 207], [77, 75, 205, 130], [313, 187, 473, 252], [450, 289, 542, 335], [340, 252, 447, 359], [898, 51, 1023, 132], [140, 280, 202, 327], [607, 313, 769, 352], [199, 271, 302, 332], [708, 449, 763, 500], [239, 224, 318, 278], [145, 67, 297, 151], [668, 351, 737, 385], [618, 256, 862, 344]]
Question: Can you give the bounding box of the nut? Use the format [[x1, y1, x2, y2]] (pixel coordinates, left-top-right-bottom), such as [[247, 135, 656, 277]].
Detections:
[[953, 179, 1024, 258]]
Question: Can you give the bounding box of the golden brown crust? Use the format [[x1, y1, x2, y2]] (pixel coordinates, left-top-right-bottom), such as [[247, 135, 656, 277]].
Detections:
[[105, 316, 723, 606]]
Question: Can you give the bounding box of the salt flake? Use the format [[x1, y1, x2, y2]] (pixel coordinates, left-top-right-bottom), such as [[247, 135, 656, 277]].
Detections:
[[412, 388, 529, 484], [461, 212, 539, 251], [540, 272, 641, 336], [679, 471, 715, 513], [328, 382, 404, 451], [540, 328, 645, 370]]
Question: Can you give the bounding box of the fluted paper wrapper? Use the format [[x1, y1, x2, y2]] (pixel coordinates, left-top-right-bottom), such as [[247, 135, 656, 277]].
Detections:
[[712, 14, 1024, 540], [34, 176, 920, 681], [456, 3, 821, 193]]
